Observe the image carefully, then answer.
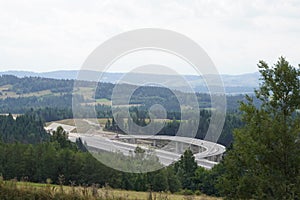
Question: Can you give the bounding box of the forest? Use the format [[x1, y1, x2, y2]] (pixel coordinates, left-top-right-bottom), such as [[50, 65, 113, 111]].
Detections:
[[0, 74, 253, 113], [0, 57, 299, 199], [0, 74, 245, 147], [0, 115, 223, 196]]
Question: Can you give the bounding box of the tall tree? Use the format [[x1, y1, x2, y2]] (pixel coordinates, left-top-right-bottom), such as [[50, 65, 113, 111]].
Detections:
[[219, 57, 300, 199], [175, 149, 198, 190], [50, 126, 74, 149]]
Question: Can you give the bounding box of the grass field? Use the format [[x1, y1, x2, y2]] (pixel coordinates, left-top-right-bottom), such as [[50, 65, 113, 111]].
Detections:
[[96, 98, 112, 106], [0, 84, 56, 99], [6, 180, 221, 200], [0, 85, 96, 100]]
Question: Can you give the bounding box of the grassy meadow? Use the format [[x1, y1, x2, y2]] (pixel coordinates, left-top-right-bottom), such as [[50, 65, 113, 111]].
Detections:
[[0, 178, 221, 200]]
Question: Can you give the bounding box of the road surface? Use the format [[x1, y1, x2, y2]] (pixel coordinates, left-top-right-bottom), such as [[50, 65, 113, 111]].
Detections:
[[46, 121, 225, 169]]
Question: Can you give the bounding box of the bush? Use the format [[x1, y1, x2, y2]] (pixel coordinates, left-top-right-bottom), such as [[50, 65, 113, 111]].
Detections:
[[180, 189, 194, 195]]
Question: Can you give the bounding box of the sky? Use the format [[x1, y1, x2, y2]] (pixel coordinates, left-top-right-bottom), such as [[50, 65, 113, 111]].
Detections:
[[0, 0, 299, 75]]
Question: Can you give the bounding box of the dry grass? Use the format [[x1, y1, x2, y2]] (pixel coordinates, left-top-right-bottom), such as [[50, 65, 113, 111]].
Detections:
[[0, 84, 73, 100], [73, 87, 95, 101], [97, 118, 111, 125], [47, 118, 174, 128], [49, 118, 109, 127], [15, 181, 221, 200], [0, 84, 55, 99], [54, 119, 76, 126]]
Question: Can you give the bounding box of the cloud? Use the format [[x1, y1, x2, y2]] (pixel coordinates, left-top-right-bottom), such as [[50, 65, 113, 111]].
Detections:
[[0, 0, 299, 74]]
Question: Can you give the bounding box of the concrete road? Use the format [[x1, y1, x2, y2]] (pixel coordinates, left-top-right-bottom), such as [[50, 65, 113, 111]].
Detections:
[[69, 132, 224, 169]]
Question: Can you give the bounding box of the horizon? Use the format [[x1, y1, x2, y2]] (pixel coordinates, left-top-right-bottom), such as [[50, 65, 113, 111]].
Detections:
[[0, 68, 260, 76]]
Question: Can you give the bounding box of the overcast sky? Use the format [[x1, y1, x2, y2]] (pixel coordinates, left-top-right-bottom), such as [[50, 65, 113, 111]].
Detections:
[[0, 0, 299, 74]]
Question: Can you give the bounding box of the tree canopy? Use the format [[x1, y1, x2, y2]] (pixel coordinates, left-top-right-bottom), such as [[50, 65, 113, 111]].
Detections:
[[219, 57, 300, 199]]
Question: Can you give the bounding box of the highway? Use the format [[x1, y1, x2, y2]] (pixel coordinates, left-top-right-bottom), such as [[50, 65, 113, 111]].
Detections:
[[68, 132, 225, 169], [46, 121, 225, 169]]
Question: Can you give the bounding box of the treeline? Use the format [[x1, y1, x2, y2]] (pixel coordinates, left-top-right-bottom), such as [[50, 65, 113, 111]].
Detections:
[[0, 125, 223, 195], [0, 94, 84, 114], [21, 106, 239, 147], [0, 75, 74, 94], [0, 114, 49, 144], [0, 101, 227, 197], [0, 111, 223, 195], [1, 104, 241, 147], [0, 135, 116, 186], [23, 106, 111, 122], [105, 109, 242, 147], [26, 107, 74, 122], [0, 75, 250, 113]]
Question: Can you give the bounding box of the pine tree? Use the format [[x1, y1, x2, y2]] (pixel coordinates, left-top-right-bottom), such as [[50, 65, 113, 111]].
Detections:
[[175, 149, 198, 190]]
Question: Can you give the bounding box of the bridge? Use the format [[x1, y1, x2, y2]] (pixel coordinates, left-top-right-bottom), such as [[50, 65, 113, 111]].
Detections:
[[46, 122, 226, 169]]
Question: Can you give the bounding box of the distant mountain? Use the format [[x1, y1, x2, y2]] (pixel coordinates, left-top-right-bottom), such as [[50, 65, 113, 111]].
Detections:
[[0, 70, 79, 80], [0, 70, 260, 94]]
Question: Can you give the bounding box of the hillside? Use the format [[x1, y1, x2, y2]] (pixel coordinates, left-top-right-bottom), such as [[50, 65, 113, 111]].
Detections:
[[0, 74, 251, 113], [0, 70, 259, 94]]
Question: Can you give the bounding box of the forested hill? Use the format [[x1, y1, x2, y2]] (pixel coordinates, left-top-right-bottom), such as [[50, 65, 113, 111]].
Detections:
[[0, 75, 75, 94], [0, 75, 249, 147], [0, 74, 251, 114], [0, 109, 225, 196], [0, 70, 259, 94]]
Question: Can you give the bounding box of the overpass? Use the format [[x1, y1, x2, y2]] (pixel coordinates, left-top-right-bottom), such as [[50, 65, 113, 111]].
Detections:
[[46, 122, 226, 169]]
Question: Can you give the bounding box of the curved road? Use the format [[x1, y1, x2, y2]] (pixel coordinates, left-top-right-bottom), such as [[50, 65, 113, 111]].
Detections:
[[69, 132, 225, 169], [46, 121, 226, 169]]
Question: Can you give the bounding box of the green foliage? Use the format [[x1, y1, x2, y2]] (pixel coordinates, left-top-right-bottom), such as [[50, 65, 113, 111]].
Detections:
[[180, 189, 194, 195], [0, 75, 253, 114], [0, 141, 114, 185], [104, 110, 242, 147], [0, 94, 82, 113], [75, 137, 88, 152], [27, 107, 73, 122], [0, 133, 221, 195], [0, 74, 252, 196], [194, 162, 224, 196], [0, 113, 49, 143], [219, 57, 300, 199], [0, 133, 181, 194], [0, 75, 74, 94], [175, 149, 198, 191], [104, 118, 121, 132], [165, 166, 181, 193]]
